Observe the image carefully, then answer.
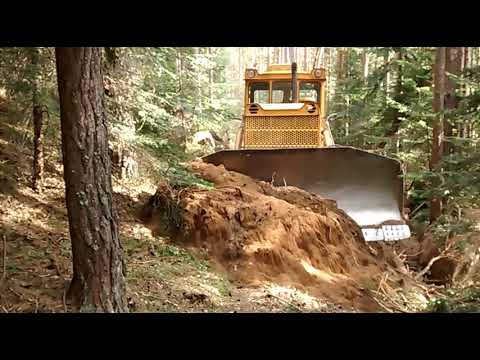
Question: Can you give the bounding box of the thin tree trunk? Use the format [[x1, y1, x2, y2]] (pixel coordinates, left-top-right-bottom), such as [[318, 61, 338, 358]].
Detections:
[[362, 48, 369, 84], [238, 47, 242, 83], [444, 47, 464, 155], [430, 47, 447, 223], [336, 48, 344, 81], [325, 48, 331, 69], [462, 47, 471, 138], [273, 47, 279, 63], [32, 105, 44, 192], [383, 48, 390, 103], [303, 47, 308, 71], [55, 47, 128, 313], [176, 48, 188, 148], [312, 47, 320, 68], [382, 48, 404, 142], [208, 47, 213, 101], [30, 47, 44, 192], [288, 47, 295, 64], [319, 47, 325, 67]]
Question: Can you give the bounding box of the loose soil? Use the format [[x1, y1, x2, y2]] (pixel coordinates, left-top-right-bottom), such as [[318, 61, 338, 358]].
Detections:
[[143, 161, 409, 311]]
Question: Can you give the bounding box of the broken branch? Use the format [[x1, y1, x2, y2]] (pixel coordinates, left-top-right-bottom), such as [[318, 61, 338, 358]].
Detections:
[[0, 235, 6, 288]]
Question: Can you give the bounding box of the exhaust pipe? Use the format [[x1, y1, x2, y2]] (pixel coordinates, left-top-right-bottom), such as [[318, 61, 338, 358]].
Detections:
[[291, 62, 298, 103]]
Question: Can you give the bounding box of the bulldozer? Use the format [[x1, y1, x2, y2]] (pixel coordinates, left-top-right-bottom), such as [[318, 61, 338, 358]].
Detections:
[[203, 63, 411, 242]]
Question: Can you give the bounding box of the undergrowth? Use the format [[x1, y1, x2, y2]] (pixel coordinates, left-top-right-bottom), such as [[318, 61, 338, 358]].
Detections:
[[427, 287, 480, 313]]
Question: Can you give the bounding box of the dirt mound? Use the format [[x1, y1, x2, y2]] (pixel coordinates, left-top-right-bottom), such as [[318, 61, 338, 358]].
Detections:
[[143, 161, 393, 311]]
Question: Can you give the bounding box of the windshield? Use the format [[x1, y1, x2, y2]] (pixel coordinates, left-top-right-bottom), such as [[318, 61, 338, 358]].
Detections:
[[248, 82, 269, 103], [272, 81, 292, 103], [299, 81, 320, 102], [247, 80, 321, 104]]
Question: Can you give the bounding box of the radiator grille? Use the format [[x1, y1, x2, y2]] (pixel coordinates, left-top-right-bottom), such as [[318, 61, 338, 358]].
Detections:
[[244, 115, 321, 148]]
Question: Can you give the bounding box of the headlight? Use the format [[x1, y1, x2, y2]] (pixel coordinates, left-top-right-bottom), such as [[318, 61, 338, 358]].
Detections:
[[246, 69, 256, 78]]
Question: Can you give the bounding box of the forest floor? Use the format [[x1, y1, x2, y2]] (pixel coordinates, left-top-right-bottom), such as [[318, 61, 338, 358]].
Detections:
[[0, 103, 464, 313]]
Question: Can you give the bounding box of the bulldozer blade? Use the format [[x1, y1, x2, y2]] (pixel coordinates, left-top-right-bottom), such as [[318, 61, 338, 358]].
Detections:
[[203, 147, 411, 241]]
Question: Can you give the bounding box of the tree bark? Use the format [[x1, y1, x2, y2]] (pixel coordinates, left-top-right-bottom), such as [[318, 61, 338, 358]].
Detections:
[[288, 47, 295, 64], [32, 105, 44, 192], [383, 48, 390, 102], [30, 47, 44, 192], [430, 47, 447, 223], [273, 47, 280, 64], [325, 47, 331, 69], [208, 47, 213, 101], [55, 47, 128, 313], [444, 47, 464, 155], [362, 48, 369, 84], [336, 48, 344, 81], [238, 47, 243, 83], [383, 48, 404, 140], [303, 47, 308, 71]]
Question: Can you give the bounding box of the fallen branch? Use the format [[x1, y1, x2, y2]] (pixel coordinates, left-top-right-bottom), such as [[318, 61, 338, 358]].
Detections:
[[410, 201, 427, 218], [415, 241, 454, 281], [63, 284, 68, 313], [415, 255, 446, 281], [373, 297, 394, 313], [270, 172, 276, 185], [0, 235, 6, 288], [164, 299, 179, 308], [266, 292, 303, 312]]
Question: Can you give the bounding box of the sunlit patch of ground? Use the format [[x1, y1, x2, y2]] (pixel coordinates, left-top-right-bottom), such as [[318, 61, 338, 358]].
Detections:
[[0, 110, 353, 313]]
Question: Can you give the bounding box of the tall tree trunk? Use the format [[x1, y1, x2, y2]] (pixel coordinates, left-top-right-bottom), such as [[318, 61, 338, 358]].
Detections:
[[176, 48, 188, 149], [383, 48, 391, 103], [288, 47, 295, 64], [208, 47, 213, 101], [238, 47, 243, 83], [32, 105, 44, 192], [336, 48, 344, 81], [319, 47, 325, 67], [362, 48, 369, 84], [382, 48, 404, 142], [303, 47, 308, 71], [430, 47, 447, 223], [325, 47, 331, 69], [283, 47, 288, 63], [444, 47, 464, 155], [30, 47, 44, 192], [273, 47, 280, 63], [55, 47, 128, 313], [312, 47, 320, 68], [462, 47, 471, 138]]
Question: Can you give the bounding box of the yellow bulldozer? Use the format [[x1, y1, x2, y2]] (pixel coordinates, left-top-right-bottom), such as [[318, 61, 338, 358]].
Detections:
[[203, 63, 411, 241]]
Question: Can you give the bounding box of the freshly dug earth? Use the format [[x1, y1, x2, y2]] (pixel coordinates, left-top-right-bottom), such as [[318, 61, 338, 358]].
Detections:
[[143, 161, 393, 311]]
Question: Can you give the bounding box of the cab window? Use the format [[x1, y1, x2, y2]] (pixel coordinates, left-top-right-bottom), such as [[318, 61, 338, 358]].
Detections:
[[272, 81, 292, 103], [249, 82, 269, 103], [299, 81, 320, 102]]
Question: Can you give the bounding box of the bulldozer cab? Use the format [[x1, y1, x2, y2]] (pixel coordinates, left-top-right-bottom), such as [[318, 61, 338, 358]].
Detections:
[[204, 63, 411, 242], [239, 64, 335, 149]]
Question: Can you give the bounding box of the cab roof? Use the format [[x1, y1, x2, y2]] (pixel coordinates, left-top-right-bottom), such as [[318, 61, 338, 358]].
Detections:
[[246, 64, 327, 80]]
